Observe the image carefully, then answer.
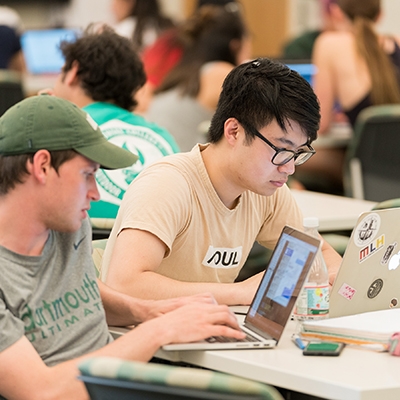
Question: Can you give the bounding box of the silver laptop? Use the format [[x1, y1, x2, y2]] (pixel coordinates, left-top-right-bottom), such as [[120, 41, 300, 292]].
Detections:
[[163, 226, 321, 351], [330, 208, 400, 318]]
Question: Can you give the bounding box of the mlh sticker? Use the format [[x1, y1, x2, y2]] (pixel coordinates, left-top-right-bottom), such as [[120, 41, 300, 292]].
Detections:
[[359, 234, 385, 263]]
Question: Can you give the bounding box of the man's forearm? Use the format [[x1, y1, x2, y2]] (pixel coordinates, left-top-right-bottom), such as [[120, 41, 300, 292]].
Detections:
[[106, 270, 254, 305], [321, 241, 342, 285], [98, 279, 146, 326]]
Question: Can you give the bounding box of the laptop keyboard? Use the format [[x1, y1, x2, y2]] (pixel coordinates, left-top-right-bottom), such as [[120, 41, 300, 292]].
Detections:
[[206, 331, 261, 343]]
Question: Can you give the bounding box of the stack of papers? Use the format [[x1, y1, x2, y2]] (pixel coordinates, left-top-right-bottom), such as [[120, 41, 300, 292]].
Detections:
[[301, 308, 400, 347]]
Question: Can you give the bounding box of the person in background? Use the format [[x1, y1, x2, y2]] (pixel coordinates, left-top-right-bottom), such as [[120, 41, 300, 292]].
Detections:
[[145, 3, 251, 152], [111, 0, 175, 52], [101, 58, 342, 305], [0, 94, 244, 400], [294, 0, 400, 193], [314, 0, 400, 132], [42, 25, 180, 220], [0, 6, 26, 73], [281, 0, 337, 61], [141, 0, 240, 93]]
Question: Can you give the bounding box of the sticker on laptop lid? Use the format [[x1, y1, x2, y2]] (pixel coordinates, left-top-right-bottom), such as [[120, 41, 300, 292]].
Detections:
[[359, 234, 384, 263], [367, 278, 383, 299], [337, 283, 356, 300], [390, 298, 398, 308], [382, 242, 397, 264], [354, 213, 381, 247]]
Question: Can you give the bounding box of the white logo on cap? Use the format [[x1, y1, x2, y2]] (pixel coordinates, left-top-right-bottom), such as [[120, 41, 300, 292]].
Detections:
[[86, 113, 98, 130]]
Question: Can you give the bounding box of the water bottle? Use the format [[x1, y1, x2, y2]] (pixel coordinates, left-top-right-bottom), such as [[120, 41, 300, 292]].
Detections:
[[294, 217, 330, 324]]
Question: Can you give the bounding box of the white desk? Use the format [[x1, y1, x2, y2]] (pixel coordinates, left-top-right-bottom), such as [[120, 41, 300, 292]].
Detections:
[[90, 191, 376, 234], [152, 320, 400, 400], [313, 123, 352, 149], [292, 190, 376, 232], [22, 73, 58, 96]]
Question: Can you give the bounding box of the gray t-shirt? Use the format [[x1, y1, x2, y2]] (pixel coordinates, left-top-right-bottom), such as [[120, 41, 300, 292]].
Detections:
[[145, 89, 213, 152], [0, 218, 112, 367]]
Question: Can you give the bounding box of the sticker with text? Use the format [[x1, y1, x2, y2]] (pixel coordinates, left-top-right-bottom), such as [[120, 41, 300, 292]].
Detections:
[[359, 234, 385, 263], [338, 283, 356, 300], [382, 242, 397, 264]]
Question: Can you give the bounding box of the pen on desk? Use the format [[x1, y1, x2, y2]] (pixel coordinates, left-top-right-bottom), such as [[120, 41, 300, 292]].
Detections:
[[292, 335, 306, 350]]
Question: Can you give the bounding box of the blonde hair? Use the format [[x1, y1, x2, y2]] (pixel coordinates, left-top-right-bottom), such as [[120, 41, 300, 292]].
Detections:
[[337, 0, 400, 104]]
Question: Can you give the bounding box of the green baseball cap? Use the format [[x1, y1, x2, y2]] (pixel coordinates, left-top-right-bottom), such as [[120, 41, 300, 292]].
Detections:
[[0, 94, 138, 169]]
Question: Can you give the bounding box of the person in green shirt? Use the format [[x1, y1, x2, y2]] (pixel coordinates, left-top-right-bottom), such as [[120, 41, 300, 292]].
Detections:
[[281, 0, 337, 60], [44, 24, 180, 220]]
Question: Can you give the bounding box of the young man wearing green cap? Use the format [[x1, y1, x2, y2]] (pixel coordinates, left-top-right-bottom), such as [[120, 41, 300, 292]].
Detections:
[[0, 95, 244, 399]]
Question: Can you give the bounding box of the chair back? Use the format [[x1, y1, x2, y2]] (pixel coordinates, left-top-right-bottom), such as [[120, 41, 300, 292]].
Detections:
[[0, 70, 24, 116], [78, 357, 284, 400], [343, 105, 400, 201]]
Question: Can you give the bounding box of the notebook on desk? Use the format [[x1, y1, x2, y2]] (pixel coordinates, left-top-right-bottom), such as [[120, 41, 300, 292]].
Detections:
[[330, 208, 400, 318], [163, 225, 321, 351], [21, 28, 78, 75]]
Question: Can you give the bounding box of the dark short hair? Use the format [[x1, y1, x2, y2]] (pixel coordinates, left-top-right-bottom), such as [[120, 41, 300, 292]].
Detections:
[[59, 25, 146, 111], [208, 58, 320, 143], [0, 150, 77, 195]]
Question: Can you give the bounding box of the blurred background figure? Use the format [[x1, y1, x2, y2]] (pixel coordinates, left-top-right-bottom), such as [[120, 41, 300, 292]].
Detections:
[[0, 5, 26, 117], [281, 0, 338, 61], [111, 0, 175, 52], [314, 0, 400, 133], [0, 5, 26, 73], [145, 3, 251, 152], [293, 0, 400, 194], [49, 24, 180, 221], [137, 0, 240, 114]]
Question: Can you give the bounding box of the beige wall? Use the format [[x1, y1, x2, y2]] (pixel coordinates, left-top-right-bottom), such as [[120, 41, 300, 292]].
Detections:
[[172, 0, 290, 58], [240, 0, 289, 58]]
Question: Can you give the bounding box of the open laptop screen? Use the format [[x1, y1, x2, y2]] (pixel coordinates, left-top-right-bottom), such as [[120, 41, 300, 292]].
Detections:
[[285, 63, 316, 85], [21, 28, 78, 75], [245, 226, 320, 342]]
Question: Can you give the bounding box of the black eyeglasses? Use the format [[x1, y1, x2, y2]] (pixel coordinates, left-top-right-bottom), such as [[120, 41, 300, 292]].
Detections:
[[244, 123, 315, 166]]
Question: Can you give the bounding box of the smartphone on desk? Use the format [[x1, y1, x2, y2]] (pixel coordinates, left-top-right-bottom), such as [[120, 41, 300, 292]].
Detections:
[[303, 342, 345, 356]]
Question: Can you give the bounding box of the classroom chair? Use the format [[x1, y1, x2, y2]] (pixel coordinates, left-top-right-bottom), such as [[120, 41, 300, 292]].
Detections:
[[0, 70, 25, 117], [92, 239, 108, 278], [343, 104, 400, 202], [78, 357, 284, 400]]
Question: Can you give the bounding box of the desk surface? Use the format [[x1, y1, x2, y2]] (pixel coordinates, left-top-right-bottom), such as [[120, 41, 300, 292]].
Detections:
[[90, 190, 376, 233], [153, 320, 400, 400], [23, 73, 58, 96], [313, 122, 352, 149], [291, 190, 376, 232]]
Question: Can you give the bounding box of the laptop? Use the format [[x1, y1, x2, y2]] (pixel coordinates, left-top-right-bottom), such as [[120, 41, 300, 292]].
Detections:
[[330, 208, 400, 318], [163, 225, 321, 351], [274, 59, 316, 85], [285, 63, 316, 85], [21, 28, 78, 75]]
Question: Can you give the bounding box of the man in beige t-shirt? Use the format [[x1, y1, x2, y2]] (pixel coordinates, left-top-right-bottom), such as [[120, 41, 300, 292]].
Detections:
[[102, 58, 342, 305]]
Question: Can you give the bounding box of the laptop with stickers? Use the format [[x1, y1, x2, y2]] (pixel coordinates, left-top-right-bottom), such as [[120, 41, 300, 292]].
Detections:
[[162, 225, 321, 351], [330, 208, 400, 318]]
